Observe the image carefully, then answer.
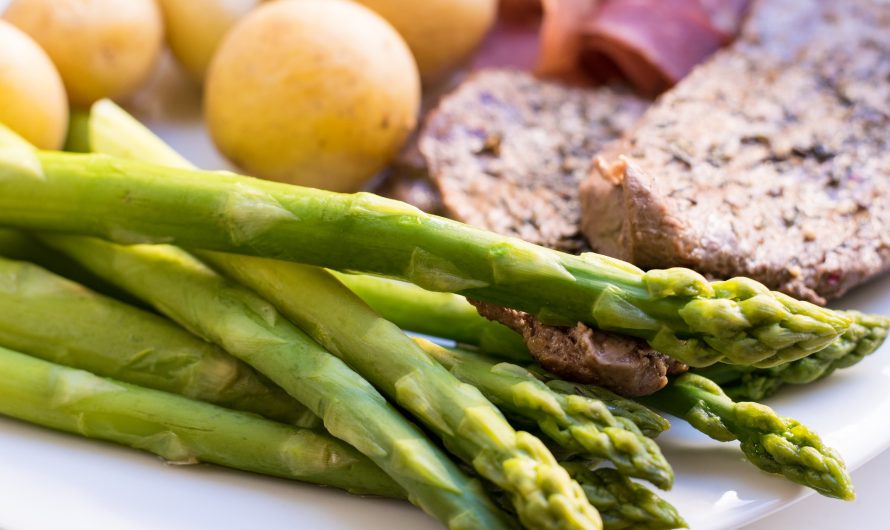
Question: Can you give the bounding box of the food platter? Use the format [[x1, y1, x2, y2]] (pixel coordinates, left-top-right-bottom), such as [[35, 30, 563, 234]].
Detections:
[[0, 55, 888, 530]]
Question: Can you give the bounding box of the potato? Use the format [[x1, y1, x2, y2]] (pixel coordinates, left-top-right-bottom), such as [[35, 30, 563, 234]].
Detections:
[[205, 0, 420, 192], [157, 0, 259, 82], [4, 0, 163, 107], [354, 0, 497, 81], [0, 20, 68, 149]]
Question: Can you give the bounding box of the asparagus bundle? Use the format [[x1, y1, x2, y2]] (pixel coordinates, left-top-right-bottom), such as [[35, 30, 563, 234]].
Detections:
[[413, 339, 672, 489], [0, 131, 853, 368], [83, 101, 602, 530], [4, 119, 513, 530], [0, 253, 317, 427], [646, 374, 854, 500], [697, 312, 890, 401], [0, 344, 400, 497]]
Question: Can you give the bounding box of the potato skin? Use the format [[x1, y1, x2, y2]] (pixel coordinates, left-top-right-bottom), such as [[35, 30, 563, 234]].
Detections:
[[157, 0, 259, 82], [354, 0, 497, 82], [205, 0, 420, 192], [4, 0, 163, 107], [0, 20, 68, 149]]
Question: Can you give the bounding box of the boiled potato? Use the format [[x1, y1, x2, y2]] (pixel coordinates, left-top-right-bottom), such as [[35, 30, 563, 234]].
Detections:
[[205, 0, 420, 192], [354, 0, 497, 81], [4, 0, 163, 106], [157, 0, 259, 82], [0, 20, 68, 149]]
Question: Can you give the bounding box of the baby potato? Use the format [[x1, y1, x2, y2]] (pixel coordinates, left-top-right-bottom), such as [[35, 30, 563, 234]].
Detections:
[[157, 0, 259, 82], [4, 0, 163, 107], [0, 20, 68, 149], [205, 0, 420, 192], [354, 0, 497, 81]]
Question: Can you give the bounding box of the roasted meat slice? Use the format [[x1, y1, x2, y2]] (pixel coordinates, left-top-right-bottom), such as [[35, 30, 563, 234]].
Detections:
[[471, 300, 687, 397]]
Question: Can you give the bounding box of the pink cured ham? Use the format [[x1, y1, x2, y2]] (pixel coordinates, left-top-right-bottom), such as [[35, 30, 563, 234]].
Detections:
[[476, 0, 751, 94]]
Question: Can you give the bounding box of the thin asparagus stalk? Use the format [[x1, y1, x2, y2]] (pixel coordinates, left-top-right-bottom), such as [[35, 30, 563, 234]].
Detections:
[[562, 466, 686, 530], [0, 128, 851, 368], [0, 228, 150, 309], [645, 373, 854, 500], [0, 254, 318, 428], [696, 311, 890, 401], [413, 338, 672, 489], [535, 376, 671, 440], [332, 272, 529, 360], [87, 100, 601, 530], [0, 344, 402, 497]]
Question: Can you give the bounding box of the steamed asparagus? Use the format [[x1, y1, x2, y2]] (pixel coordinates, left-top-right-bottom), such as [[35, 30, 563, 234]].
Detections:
[[88, 100, 602, 530], [0, 254, 317, 427], [697, 312, 890, 401], [646, 374, 854, 500], [0, 143, 851, 368], [413, 339, 672, 489], [0, 344, 401, 497], [4, 118, 514, 530]]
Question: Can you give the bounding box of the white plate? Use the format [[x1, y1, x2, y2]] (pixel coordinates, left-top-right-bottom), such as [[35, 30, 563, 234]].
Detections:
[[1, 55, 889, 530]]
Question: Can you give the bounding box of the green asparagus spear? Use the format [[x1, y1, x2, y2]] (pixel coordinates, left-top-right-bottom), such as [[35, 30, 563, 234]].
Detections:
[[87, 100, 602, 530], [535, 377, 670, 440], [0, 135, 851, 368], [561, 466, 686, 530], [646, 373, 854, 500], [0, 228, 150, 309], [413, 338, 672, 489], [696, 311, 890, 401], [0, 344, 402, 497], [332, 272, 529, 360], [0, 254, 319, 427]]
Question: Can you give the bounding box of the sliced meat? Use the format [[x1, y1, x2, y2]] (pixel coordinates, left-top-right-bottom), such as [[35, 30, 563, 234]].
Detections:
[[470, 300, 687, 396], [421, 69, 647, 252], [581, 0, 890, 305]]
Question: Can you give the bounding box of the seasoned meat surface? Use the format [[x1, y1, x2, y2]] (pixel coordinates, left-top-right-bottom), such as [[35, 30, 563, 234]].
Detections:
[[421, 69, 648, 252], [581, 0, 890, 304], [470, 300, 687, 397]]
